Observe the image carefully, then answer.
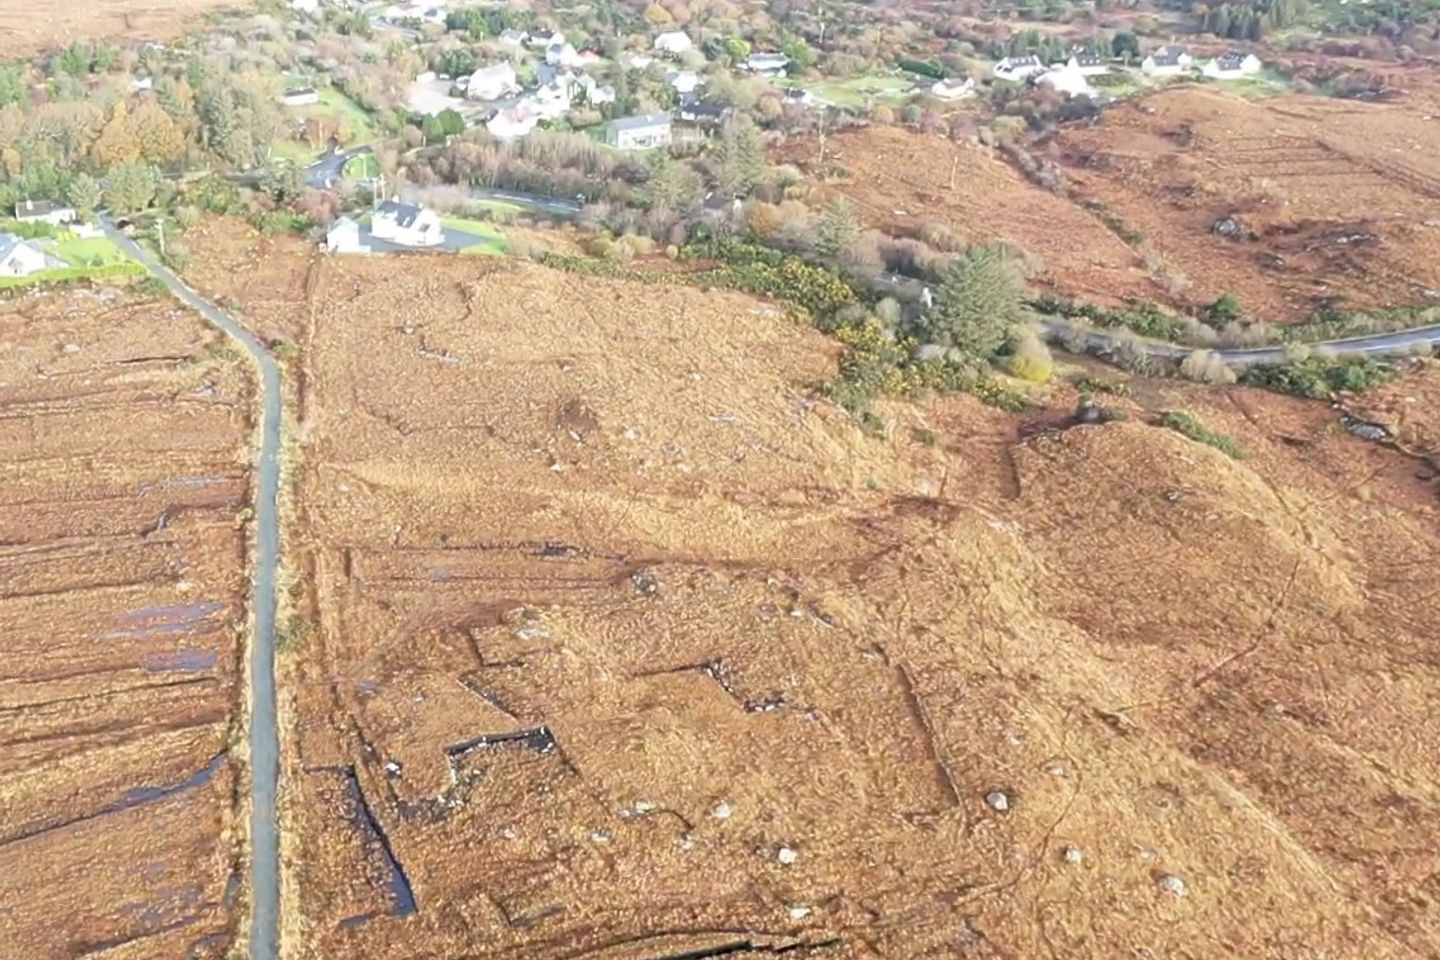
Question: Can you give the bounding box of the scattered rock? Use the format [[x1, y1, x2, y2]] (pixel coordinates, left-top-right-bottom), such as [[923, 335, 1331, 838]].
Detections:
[[590, 828, 611, 844], [1212, 216, 1247, 240], [1044, 761, 1069, 778], [787, 903, 813, 920], [632, 799, 656, 815], [985, 789, 1011, 813], [776, 844, 799, 865], [1062, 844, 1084, 865], [61, 342, 81, 353], [631, 569, 660, 596], [499, 825, 517, 840], [1157, 873, 1188, 897], [711, 800, 733, 820], [383, 760, 402, 777]]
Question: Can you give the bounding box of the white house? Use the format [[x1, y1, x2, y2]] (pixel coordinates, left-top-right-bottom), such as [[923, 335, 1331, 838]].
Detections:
[[466, 62, 518, 100], [487, 103, 539, 139], [371, 200, 443, 247], [130, 76, 154, 92], [743, 52, 790, 76], [1061, 50, 1108, 76], [14, 199, 76, 226], [326, 216, 368, 254], [547, 40, 579, 67], [279, 87, 321, 106], [1203, 50, 1262, 79], [1141, 44, 1193, 77], [575, 73, 615, 105], [1037, 66, 1095, 98], [497, 28, 529, 46], [993, 54, 1046, 82], [0, 234, 46, 277], [929, 76, 975, 100], [653, 31, 692, 55], [529, 30, 562, 50], [607, 112, 672, 150], [531, 76, 573, 119], [667, 69, 703, 95]]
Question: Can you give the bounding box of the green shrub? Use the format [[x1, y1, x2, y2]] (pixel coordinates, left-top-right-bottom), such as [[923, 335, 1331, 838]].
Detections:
[[1241, 356, 1398, 399], [1158, 410, 1247, 460]]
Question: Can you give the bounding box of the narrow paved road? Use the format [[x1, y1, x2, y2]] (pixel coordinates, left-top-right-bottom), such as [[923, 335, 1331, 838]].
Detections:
[[101, 216, 283, 960]]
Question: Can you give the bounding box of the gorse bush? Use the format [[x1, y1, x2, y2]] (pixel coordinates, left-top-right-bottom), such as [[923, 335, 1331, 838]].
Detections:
[[1241, 356, 1398, 399], [1158, 410, 1248, 460]]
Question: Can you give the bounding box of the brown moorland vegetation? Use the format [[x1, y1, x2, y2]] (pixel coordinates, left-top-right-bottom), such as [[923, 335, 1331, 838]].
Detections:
[[1049, 86, 1440, 322], [0, 288, 254, 958], [0, 0, 242, 56], [186, 237, 1440, 959]]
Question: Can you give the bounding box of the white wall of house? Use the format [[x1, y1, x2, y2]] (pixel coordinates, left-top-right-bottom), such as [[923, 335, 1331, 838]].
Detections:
[[0, 242, 46, 276]]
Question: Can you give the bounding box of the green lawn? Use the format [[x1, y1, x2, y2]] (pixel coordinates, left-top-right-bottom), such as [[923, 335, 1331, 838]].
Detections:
[[1207, 69, 1297, 100], [439, 216, 508, 256], [274, 84, 380, 161], [52, 235, 133, 268], [0, 233, 144, 287], [343, 153, 382, 181], [803, 73, 917, 109]]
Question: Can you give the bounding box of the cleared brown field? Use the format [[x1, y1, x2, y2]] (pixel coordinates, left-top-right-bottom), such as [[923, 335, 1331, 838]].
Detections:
[[184, 237, 1440, 959], [1049, 86, 1440, 322], [0, 0, 242, 56], [776, 124, 1167, 308], [0, 288, 253, 958]]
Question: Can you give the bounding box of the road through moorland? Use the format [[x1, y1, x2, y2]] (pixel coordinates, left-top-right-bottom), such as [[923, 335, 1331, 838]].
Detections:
[[100, 215, 283, 960]]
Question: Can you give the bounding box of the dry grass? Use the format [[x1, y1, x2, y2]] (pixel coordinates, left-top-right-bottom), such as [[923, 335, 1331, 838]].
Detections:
[[182, 234, 1440, 959], [0, 287, 253, 959], [0, 0, 241, 55]]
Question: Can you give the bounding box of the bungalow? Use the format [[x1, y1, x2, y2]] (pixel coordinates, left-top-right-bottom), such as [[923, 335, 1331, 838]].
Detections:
[[1141, 44, 1193, 77], [325, 216, 368, 254], [547, 40, 580, 67], [1062, 50, 1108, 76], [992, 54, 1046, 82], [1203, 50, 1262, 79], [497, 28, 529, 46], [677, 100, 731, 125], [743, 52, 790, 76], [278, 87, 321, 106], [929, 76, 975, 100], [466, 62, 518, 100], [653, 31, 692, 55], [606, 112, 672, 150], [0, 234, 46, 277], [1037, 66, 1095, 98], [667, 69, 703, 95], [487, 103, 539, 139], [14, 199, 76, 226], [371, 200, 443, 247]]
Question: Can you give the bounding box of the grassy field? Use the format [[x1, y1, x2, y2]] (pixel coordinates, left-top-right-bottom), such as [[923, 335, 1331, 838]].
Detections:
[[803, 73, 916, 108], [343, 153, 382, 181], [53, 235, 134, 268], [274, 84, 379, 160], [1206, 69, 1297, 100], [439, 216, 508, 255]]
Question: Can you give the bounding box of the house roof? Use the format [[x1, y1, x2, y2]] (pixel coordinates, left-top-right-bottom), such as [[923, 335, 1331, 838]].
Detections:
[[1149, 44, 1189, 66], [15, 199, 71, 219], [1215, 49, 1253, 70], [330, 216, 359, 232], [376, 201, 428, 228], [284, 86, 317, 96], [1004, 54, 1042, 66], [933, 76, 972, 90], [682, 101, 729, 118], [0, 232, 39, 262], [1070, 50, 1103, 66], [611, 112, 671, 132]]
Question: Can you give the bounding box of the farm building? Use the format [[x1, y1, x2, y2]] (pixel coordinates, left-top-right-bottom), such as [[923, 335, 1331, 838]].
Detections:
[[326, 217, 367, 254], [1203, 50, 1262, 79], [607, 113, 673, 150], [14, 199, 76, 226], [929, 76, 975, 100], [466, 63, 519, 100], [993, 55, 1046, 82], [0, 234, 47, 277], [1142, 45, 1193, 76], [653, 31, 692, 55], [371, 201, 443, 247]]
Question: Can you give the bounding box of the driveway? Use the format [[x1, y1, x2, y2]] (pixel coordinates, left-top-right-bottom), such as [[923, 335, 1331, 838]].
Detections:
[[359, 224, 501, 253]]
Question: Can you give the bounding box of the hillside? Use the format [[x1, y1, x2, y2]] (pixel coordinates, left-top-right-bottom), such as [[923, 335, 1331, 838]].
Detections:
[[182, 241, 1440, 959]]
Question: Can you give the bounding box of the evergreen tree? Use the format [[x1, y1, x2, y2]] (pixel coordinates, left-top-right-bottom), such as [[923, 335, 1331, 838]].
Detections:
[[65, 172, 101, 220], [713, 119, 764, 197], [105, 162, 157, 215], [912, 244, 1026, 357], [814, 197, 859, 259]]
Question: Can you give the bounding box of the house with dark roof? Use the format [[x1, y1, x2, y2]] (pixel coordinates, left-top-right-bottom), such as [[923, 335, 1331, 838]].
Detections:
[[1062, 50, 1108, 76], [993, 54, 1046, 82], [14, 199, 76, 226], [677, 100, 731, 125], [1203, 49, 1262, 79], [606, 112, 672, 150], [371, 200, 443, 247], [1142, 44, 1193, 76]]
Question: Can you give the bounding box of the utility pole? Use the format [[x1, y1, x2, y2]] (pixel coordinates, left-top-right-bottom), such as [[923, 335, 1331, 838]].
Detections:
[[157, 216, 166, 258]]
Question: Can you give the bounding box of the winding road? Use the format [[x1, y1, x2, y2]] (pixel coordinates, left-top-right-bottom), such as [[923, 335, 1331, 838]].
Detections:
[[100, 216, 283, 960]]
